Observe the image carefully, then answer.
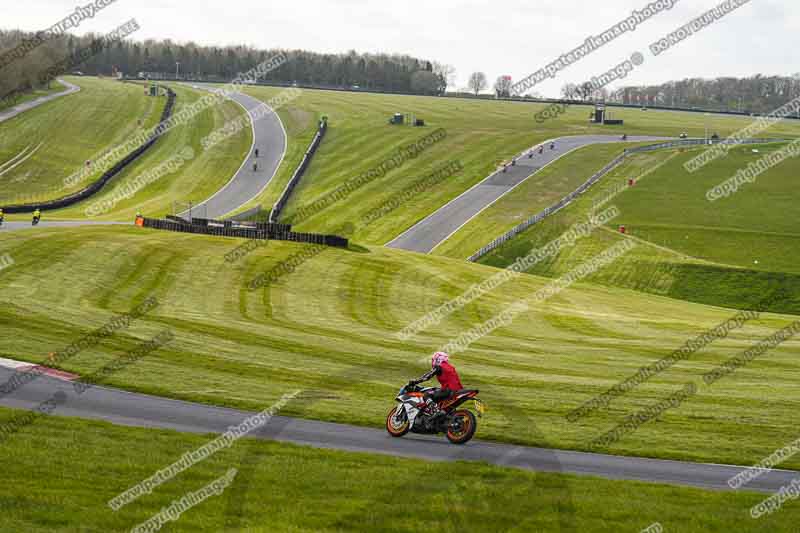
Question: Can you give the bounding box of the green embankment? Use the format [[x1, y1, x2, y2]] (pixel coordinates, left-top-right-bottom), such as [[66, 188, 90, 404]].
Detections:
[[477, 143, 800, 315], [0, 226, 798, 468], [0, 77, 165, 205]]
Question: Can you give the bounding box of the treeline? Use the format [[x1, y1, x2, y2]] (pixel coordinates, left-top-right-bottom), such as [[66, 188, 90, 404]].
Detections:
[[0, 29, 67, 102], [0, 27, 450, 104], [613, 76, 800, 115]]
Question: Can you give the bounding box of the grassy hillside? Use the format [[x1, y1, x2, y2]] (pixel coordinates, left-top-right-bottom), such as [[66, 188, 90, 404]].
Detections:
[[477, 143, 800, 314], [234, 86, 800, 244], [0, 77, 165, 205], [1, 407, 794, 533], [0, 226, 798, 468], [613, 143, 800, 273], [49, 83, 252, 221]]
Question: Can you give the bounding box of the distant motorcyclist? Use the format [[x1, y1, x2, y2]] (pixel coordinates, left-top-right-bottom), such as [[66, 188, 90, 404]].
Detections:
[[408, 352, 463, 417], [0, 208, 4, 226], [32, 208, 41, 225]]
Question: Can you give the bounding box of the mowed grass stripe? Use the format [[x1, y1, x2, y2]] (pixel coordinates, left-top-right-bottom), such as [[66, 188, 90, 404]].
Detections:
[[0, 226, 798, 467]]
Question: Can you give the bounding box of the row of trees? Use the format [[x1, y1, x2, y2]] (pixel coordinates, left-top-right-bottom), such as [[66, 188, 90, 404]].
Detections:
[[559, 75, 800, 115], [463, 69, 800, 115], [0, 28, 454, 103], [6, 26, 799, 114], [614, 76, 800, 114], [466, 72, 520, 98]]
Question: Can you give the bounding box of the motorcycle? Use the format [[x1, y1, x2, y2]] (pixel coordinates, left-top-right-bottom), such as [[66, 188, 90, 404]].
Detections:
[[386, 383, 485, 445], [32, 215, 40, 226]]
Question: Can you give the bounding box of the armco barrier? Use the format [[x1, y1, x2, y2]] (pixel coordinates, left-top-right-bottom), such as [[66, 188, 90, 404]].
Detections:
[[269, 118, 328, 223], [2, 88, 177, 214], [467, 137, 792, 262], [139, 217, 347, 248]]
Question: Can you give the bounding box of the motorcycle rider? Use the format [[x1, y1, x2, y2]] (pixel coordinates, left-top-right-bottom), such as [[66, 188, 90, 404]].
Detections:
[[0, 208, 4, 226], [32, 208, 41, 225], [408, 352, 463, 419]]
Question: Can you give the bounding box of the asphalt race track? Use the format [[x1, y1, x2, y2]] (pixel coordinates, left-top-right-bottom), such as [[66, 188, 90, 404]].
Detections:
[[386, 135, 670, 254], [0, 79, 80, 124], [1, 365, 795, 494], [178, 84, 286, 219]]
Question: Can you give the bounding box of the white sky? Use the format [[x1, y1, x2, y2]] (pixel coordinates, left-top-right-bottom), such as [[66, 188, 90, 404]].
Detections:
[[5, 0, 797, 96]]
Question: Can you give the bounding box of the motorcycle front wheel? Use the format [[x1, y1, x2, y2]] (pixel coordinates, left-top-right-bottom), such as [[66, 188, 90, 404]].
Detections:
[[386, 406, 410, 437], [446, 409, 477, 445]]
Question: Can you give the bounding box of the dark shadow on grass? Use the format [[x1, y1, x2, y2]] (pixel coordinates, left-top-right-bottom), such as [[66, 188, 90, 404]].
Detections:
[[345, 243, 370, 254]]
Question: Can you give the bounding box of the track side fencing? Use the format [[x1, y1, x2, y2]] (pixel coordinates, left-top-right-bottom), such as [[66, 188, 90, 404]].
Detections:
[[139, 216, 348, 248]]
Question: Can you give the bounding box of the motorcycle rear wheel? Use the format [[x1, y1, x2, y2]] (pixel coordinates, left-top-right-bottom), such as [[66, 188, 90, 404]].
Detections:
[[446, 409, 477, 445], [386, 406, 410, 437]]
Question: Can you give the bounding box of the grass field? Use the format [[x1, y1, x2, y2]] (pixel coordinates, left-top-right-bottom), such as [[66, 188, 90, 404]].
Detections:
[[1, 407, 794, 533], [2, 85, 800, 530], [0, 226, 798, 469], [612, 143, 800, 273], [0, 77, 166, 205], [231, 86, 800, 245], [475, 143, 800, 314]]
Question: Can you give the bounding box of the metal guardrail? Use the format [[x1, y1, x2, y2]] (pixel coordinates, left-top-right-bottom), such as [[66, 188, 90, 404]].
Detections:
[[270, 118, 328, 223], [467, 137, 793, 262], [2, 88, 178, 214]]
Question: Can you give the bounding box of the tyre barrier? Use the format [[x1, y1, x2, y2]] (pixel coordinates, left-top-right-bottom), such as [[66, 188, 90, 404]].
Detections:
[[467, 137, 793, 262], [2, 88, 177, 214], [189, 217, 292, 234], [139, 216, 348, 248], [269, 118, 328, 223]]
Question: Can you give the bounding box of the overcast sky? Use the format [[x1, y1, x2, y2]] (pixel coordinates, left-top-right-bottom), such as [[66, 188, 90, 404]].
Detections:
[[5, 0, 797, 95]]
